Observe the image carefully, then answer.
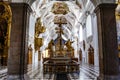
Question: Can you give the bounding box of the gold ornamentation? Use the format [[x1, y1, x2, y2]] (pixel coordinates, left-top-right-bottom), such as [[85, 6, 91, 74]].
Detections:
[[46, 39, 54, 57], [65, 39, 74, 50], [34, 17, 46, 51], [0, 2, 12, 48], [47, 39, 54, 49], [51, 2, 69, 15], [35, 17, 46, 37], [28, 44, 33, 64], [0, 2, 12, 66], [34, 38, 43, 51], [54, 16, 67, 24]]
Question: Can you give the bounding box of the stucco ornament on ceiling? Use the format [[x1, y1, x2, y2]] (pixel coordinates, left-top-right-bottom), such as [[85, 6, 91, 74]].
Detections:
[[54, 16, 67, 24], [51, 2, 69, 15]]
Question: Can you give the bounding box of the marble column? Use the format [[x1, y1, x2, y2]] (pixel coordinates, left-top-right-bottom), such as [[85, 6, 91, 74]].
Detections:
[[94, 4, 120, 80], [7, 3, 32, 80]]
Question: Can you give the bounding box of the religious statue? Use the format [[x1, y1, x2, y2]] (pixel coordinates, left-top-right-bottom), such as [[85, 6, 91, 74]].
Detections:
[[47, 39, 54, 49], [35, 17, 46, 37], [34, 38, 43, 51], [65, 39, 74, 57], [46, 39, 54, 57], [34, 17, 45, 51], [28, 44, 33, 64], [88, 45, 94, 52], [65, 39, 74, 50], [88, 45, 94, 65]]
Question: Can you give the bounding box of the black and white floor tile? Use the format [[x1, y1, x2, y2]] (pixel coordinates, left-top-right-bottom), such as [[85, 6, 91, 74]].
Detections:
[[27, 62, 99, 80], [0, 68, 7, 80], [0, 62, 99, 80]]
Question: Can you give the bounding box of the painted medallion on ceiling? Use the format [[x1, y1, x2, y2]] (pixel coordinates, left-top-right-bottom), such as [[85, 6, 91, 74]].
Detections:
[[51, 2, 69, 15]]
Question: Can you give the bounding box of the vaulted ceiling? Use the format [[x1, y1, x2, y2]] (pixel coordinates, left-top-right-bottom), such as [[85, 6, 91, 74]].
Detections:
[[5, 0, 117, 50], [29, 0, 116, 50], [31, 0, 84, 50]]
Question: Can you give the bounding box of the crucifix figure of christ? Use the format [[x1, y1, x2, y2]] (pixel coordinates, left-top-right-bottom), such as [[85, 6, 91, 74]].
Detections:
[[54, 16, 67, 56]]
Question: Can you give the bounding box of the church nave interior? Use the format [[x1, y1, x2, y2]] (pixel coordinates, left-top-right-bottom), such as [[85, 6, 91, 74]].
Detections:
[[0, 0, 120, 80]]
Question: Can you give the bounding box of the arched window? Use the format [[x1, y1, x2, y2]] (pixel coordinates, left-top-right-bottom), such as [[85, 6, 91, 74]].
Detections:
[[86, 15, 92, 37], [79, 25, 83, 42]]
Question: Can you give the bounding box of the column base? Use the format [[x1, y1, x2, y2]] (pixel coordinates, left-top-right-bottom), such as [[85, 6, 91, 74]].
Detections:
[[24, 74, 31, 80], [97, 74, 120, 80], [7, 74, 30, 80], [7, 75, 20, 80]]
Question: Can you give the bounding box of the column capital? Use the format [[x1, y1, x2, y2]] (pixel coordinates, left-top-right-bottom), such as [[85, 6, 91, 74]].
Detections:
[[10, 3, 32, 13], [94, 3, 117, 13]]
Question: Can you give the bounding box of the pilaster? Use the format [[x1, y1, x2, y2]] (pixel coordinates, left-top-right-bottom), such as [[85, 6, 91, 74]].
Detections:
[[94, 3, 120, 80], [7, 3, 32, 80]]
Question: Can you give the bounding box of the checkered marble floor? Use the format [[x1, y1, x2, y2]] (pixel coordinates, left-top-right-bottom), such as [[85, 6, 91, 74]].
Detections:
[[27, 62, 55, 80], [0, 62, 99, 80], [0, 67, 7, 80], [27, 62, 99, 80]]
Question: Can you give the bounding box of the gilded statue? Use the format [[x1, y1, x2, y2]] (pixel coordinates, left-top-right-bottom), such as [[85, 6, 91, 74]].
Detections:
[[28, 44, 33, 64], [35, 17, 45, 37], [34, 17, 46, 51], [46, 39, 54, 57], [47, 39, 54, 49], [34, 38, 43, 51], [65, 39, 74, 50]]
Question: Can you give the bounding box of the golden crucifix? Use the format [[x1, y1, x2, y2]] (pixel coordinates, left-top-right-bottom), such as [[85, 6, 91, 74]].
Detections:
[[54, 16, 67, 56]]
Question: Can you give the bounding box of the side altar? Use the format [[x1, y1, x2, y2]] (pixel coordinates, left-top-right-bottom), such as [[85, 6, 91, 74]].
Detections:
[[43, 16, 79, 73]]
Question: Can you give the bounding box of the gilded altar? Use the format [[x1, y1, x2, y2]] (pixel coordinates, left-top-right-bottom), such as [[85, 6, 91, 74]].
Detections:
[[43, 57, 79, 73], [42, 14, 79, 73], [43, 39, 79, 73]]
